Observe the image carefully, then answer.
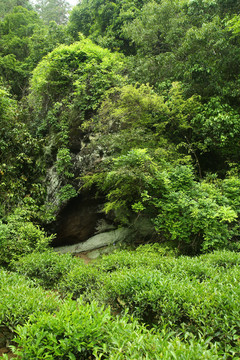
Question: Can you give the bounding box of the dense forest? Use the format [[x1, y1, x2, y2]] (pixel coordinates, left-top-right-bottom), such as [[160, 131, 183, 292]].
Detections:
[[1, 0, 240, 358]]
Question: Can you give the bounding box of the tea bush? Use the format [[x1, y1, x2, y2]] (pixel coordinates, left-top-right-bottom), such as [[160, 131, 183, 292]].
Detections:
[[95, 247, 177, 273], [2, 246, 240, 358], [10, 298, 218, 360], [12, 298, 111, 359], [11, 250, 80, 289], [0, 211, 53, 267], [58, 262, 101, 299], [199, 250, 240, 269], [95, 247, 240, 282], [95, 246, 217, 282], [94, 258, 240, 356], [98, 325, 219, 360], [0, 269, 61, 331], [96, 268, 191, 322]]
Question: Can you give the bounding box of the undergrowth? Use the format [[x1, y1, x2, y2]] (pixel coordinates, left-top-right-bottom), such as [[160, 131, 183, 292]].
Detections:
[[1, 246, 240, 359]]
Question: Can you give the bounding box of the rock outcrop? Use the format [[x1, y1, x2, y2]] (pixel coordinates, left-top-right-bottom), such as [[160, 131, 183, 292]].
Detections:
[[54, 227, 133, 254]]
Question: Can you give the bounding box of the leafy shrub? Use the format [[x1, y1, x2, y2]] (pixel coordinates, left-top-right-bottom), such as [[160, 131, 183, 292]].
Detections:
[[0, 86, 44, 218], [30, 38, 125, 114], [9, 298, 218, 360], [12, 298, 111, 360], [0, 211, 53, 266], [95, 245, 217, 281], [84, 149, 238, 253], [58, 263, 101, 299], [11, 250, 80, 289], [96, 268, 189, 322], [2, 250, 236, 359], [95, 261, 240, 356], [199, 249, 240, 269], [99, 323, 219, 360], [0, 269, 61, 331], [95, 248, 177, 274], [136, 242, 178, 256], [191, 97, 240, 164]]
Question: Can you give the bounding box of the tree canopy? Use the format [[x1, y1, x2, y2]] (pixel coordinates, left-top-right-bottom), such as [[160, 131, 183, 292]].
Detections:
[[2, 2, 240, 358], [33, 0, 71, 25], [1, 0, 240, 254]]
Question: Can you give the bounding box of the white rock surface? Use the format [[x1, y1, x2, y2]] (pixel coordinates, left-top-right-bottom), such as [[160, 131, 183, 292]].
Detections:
[[54, 227, 131, 254]]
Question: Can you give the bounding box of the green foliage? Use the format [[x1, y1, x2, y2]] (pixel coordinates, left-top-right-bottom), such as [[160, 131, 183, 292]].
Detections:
[[82, 84, 167, 165], [123, 0, 240, 104], [9, 297, 218, 360], [56, 184, 78, 204], [0, 6, 41, 96], [12, 298, 112, 359], [94, 250, 240, 357], [67, 0, 146, 54], [1, 248, 239, 359], [26, 21, 72, 71], [0, 86, 17, 133], [178, 16, 240, 101], [151, 172, 238, 253], [0, 6, 39, 38], [0, 0, 33, 18], [83, 148, 239, 253], [29, 37, 126, 170], [0, 269, 61, 330], [221, 175, 240, 213], [30, 38, 125, 117], [58, 262, 101, 299], [96, 246, 240, 280], [34, 0, 71, 25], [11, 250, 79, 288], [123, 0, 189, 85], [56, 147, 74, 178], [199, 249, 240, 269], [84, 83, 166, 156], [2, 2, 240, 357], [86, 82, 199, 148], [96, 246, 240, 281], [95, 248, 178, 275], [55, 148, 77, 203], [190, 98, 240, 170], [98, 333, 218, 360], [27, 38, 126, 209], [0, 209, 53, 266], [82, 82, 200, 211], [228, 14, 240, 35], [0, 16, 70, 217], [0, 87, 46, 217], [0, 6, 71, 98], [83, 149, 157, 223]]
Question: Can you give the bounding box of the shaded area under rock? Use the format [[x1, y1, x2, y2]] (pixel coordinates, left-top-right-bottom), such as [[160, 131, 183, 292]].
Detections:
[[51, 195, 109, 247]]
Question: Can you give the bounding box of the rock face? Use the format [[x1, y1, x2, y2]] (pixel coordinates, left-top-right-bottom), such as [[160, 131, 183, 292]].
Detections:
[[54, 227, 133, 254], [53, 209, 156, 257], [46, 165, 61, 207], [46, 132, 108, 248], [45, 130, 156, 252]]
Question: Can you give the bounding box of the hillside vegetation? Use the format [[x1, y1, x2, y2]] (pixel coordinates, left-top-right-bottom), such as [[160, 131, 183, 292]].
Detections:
[[1, 247, 240, 359], [1, 0, 240, 358]]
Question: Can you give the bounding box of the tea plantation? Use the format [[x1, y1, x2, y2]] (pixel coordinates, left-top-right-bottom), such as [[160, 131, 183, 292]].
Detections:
[[1, 246, 240, 359]]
